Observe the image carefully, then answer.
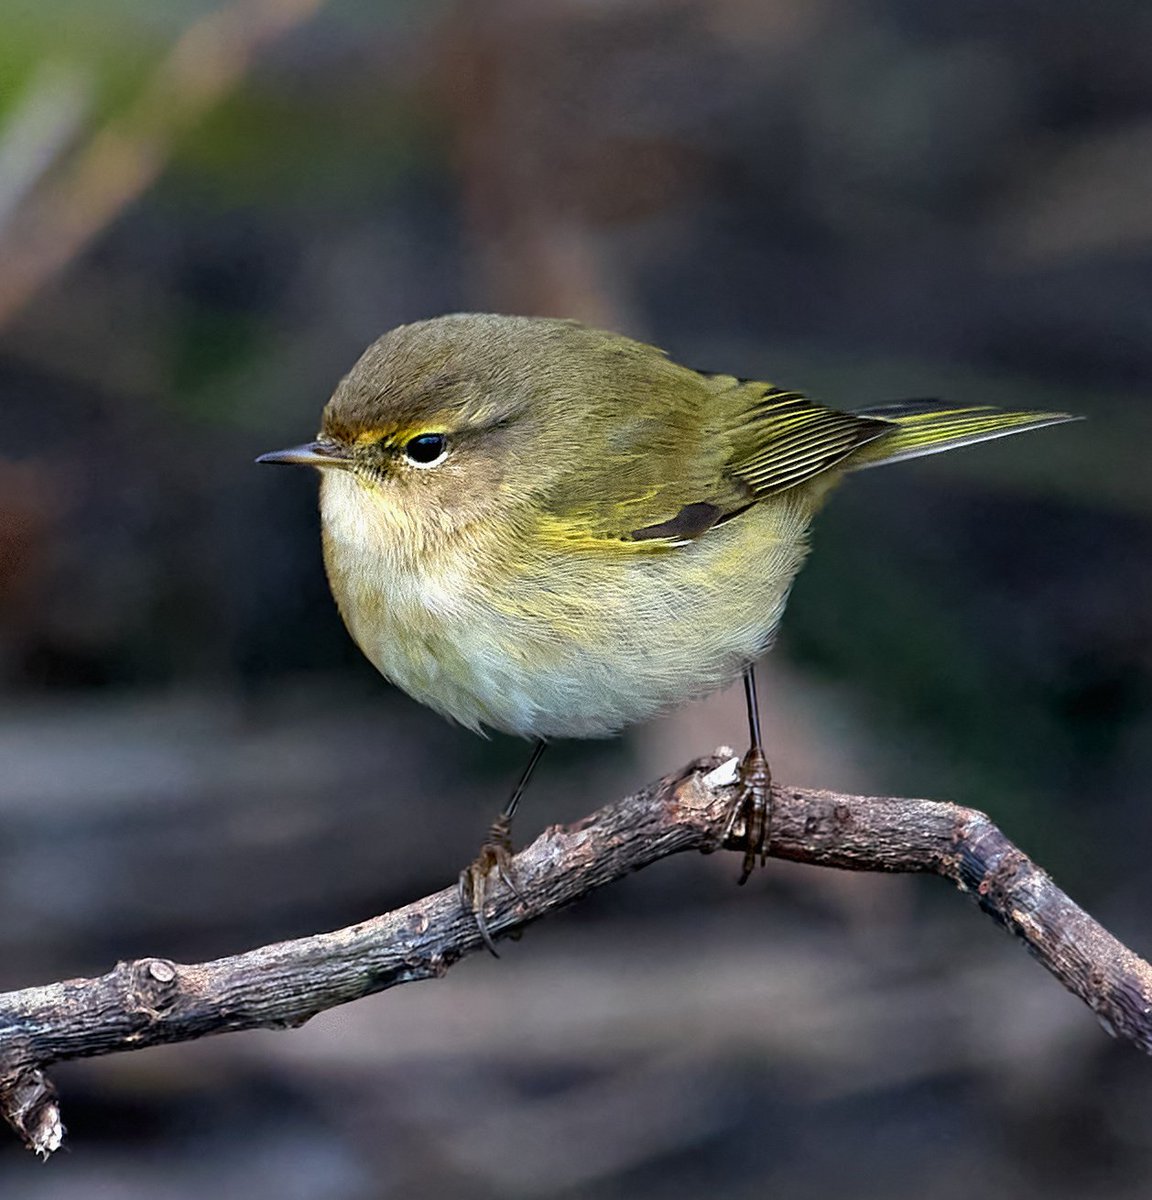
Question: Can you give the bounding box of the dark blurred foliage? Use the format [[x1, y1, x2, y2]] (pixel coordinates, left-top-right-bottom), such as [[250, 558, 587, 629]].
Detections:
[[1, 0, 1151, 1196]]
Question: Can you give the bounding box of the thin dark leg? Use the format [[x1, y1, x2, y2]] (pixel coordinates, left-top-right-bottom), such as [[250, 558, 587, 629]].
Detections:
[[722, 664, 773, 884], [500, 738, 548, 826], [744, 663, 763, 748], [459, 739, 548, 955]]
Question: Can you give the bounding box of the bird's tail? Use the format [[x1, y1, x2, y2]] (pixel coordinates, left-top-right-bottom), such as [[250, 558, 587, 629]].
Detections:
[[845, 399, 1079, 470]]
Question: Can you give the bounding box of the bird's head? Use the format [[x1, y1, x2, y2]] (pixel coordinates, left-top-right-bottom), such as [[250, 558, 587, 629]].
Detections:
[[258, 314, 585, 548], [257, 312, 694, 557]]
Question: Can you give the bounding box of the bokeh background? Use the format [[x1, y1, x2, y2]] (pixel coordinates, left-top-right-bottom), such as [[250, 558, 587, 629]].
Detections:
[[1, 0, 1151, 1195]]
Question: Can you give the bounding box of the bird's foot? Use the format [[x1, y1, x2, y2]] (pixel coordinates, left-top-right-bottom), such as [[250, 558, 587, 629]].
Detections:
[[458, 813, 525, 956], [721, 744, 773, 884]]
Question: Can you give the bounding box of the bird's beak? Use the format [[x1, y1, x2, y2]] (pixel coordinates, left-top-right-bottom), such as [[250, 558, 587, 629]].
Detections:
[[255, 441, 351, 468]]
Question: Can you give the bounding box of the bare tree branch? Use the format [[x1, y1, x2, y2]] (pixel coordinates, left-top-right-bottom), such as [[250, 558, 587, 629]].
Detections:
[[2, 750, 1150, 1157]]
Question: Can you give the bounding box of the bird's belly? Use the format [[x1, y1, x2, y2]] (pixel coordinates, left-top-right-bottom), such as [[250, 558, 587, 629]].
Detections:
[[353, 595, 765, 740], [326, 503, 810, 740]]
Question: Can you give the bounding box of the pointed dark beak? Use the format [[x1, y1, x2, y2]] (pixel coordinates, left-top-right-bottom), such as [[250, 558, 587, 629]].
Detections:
[[255, 441, 351, 468]]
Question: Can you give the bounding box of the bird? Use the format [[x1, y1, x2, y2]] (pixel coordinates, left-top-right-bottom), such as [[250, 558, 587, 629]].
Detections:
[[257, 312, 1076, 950]]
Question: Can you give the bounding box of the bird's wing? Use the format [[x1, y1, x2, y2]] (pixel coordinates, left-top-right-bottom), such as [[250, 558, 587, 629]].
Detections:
[[538, 373, 891, 552], [619, 377, 893, 544], [716, 378, 891, 498]]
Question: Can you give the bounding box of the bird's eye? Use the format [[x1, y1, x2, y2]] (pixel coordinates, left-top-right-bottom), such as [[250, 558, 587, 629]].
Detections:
[[403, 433, 448, 467]]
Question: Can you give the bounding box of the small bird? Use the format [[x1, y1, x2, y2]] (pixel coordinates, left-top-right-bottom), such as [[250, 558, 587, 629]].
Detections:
[[258, 313, 1075, 949]]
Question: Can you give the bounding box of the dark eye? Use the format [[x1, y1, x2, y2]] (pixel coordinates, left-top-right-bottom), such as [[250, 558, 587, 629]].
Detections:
[[403, 433, 448, 466]]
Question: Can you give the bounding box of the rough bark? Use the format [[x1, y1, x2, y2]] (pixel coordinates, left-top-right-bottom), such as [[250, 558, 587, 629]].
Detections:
[[2, 752, 1150, 1157]]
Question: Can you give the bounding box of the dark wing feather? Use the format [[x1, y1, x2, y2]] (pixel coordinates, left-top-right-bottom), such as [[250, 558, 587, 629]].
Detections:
[[726, 386, 891, 497]]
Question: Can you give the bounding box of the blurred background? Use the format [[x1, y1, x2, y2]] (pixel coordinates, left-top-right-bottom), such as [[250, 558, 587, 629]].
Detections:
[[1, 0, 1150, 1195]]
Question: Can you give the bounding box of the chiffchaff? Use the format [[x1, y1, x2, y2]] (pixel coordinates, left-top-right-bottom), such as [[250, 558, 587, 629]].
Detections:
[[259, 313, 1075, 949]]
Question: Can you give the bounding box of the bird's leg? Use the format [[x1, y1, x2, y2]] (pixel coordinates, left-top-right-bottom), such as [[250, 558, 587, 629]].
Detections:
[[721, 664, 773, 884], [458, 738, 547, 955]]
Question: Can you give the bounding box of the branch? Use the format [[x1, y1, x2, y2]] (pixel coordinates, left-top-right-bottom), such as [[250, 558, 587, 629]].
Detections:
[[2, 751, 1150, 1157]]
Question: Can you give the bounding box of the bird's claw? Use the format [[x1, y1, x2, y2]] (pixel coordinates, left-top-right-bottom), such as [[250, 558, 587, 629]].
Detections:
[[721, 744, 773, 884], [458, 815, 524, 956]]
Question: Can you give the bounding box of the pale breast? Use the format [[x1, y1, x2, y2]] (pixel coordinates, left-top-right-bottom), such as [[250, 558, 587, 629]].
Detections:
[[319, 470, 814, 739]]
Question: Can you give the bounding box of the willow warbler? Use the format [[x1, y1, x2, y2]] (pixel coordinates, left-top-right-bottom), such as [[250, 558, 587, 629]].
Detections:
[[258, 313, 1075, 947]]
